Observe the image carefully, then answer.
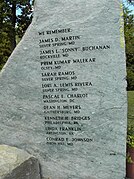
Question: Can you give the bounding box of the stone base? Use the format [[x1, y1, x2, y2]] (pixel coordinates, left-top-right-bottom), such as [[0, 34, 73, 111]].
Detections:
[[0, 145, 41, 179]]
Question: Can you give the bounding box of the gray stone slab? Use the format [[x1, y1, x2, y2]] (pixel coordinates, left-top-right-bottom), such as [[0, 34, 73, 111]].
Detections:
[[0, 0, 127, 179], [0, 145, 40, 179]]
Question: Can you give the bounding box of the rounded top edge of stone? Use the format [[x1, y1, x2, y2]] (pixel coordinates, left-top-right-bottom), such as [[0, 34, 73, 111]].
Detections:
[[0, 144, 33, 177]]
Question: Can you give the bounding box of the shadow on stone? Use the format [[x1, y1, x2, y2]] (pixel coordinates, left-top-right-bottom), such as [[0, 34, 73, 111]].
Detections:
[[0, 145, 41, 179]]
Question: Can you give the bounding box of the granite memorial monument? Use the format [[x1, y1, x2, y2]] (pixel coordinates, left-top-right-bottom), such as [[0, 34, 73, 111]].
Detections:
[[0, 0, 127, 178]]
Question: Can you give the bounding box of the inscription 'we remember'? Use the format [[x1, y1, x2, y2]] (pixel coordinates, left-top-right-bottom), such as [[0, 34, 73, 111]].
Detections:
[[38, 27, 110, 146]]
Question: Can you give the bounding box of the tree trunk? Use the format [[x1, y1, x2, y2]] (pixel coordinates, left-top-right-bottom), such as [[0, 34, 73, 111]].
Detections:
[[11, 0, 16, 51]]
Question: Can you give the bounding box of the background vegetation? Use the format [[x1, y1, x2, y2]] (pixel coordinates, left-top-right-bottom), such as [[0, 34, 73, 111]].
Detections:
[[124, 1, 134, 91], [128, 91, 134, 121], [0, 0, 34, 70]]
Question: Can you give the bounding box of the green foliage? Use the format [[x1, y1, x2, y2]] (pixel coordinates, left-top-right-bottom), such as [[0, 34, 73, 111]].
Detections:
[[127, 153, 134, 163], [0, 32, 11, 69], [127, 124, 134, 163], [127, 0, 134, 6], [123, 5, 134, 90], [0, 0, 12, 69], [16, 1, 34, 38], [0, 0, 34, 70], [127, 68, 134, 90], [128, 91, 134, 121], [127, 131, 134, 148], [127, 91, 134, 163]]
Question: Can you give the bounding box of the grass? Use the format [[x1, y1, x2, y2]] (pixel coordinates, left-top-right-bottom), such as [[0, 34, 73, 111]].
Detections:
[[128, 91, 134, 130]]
